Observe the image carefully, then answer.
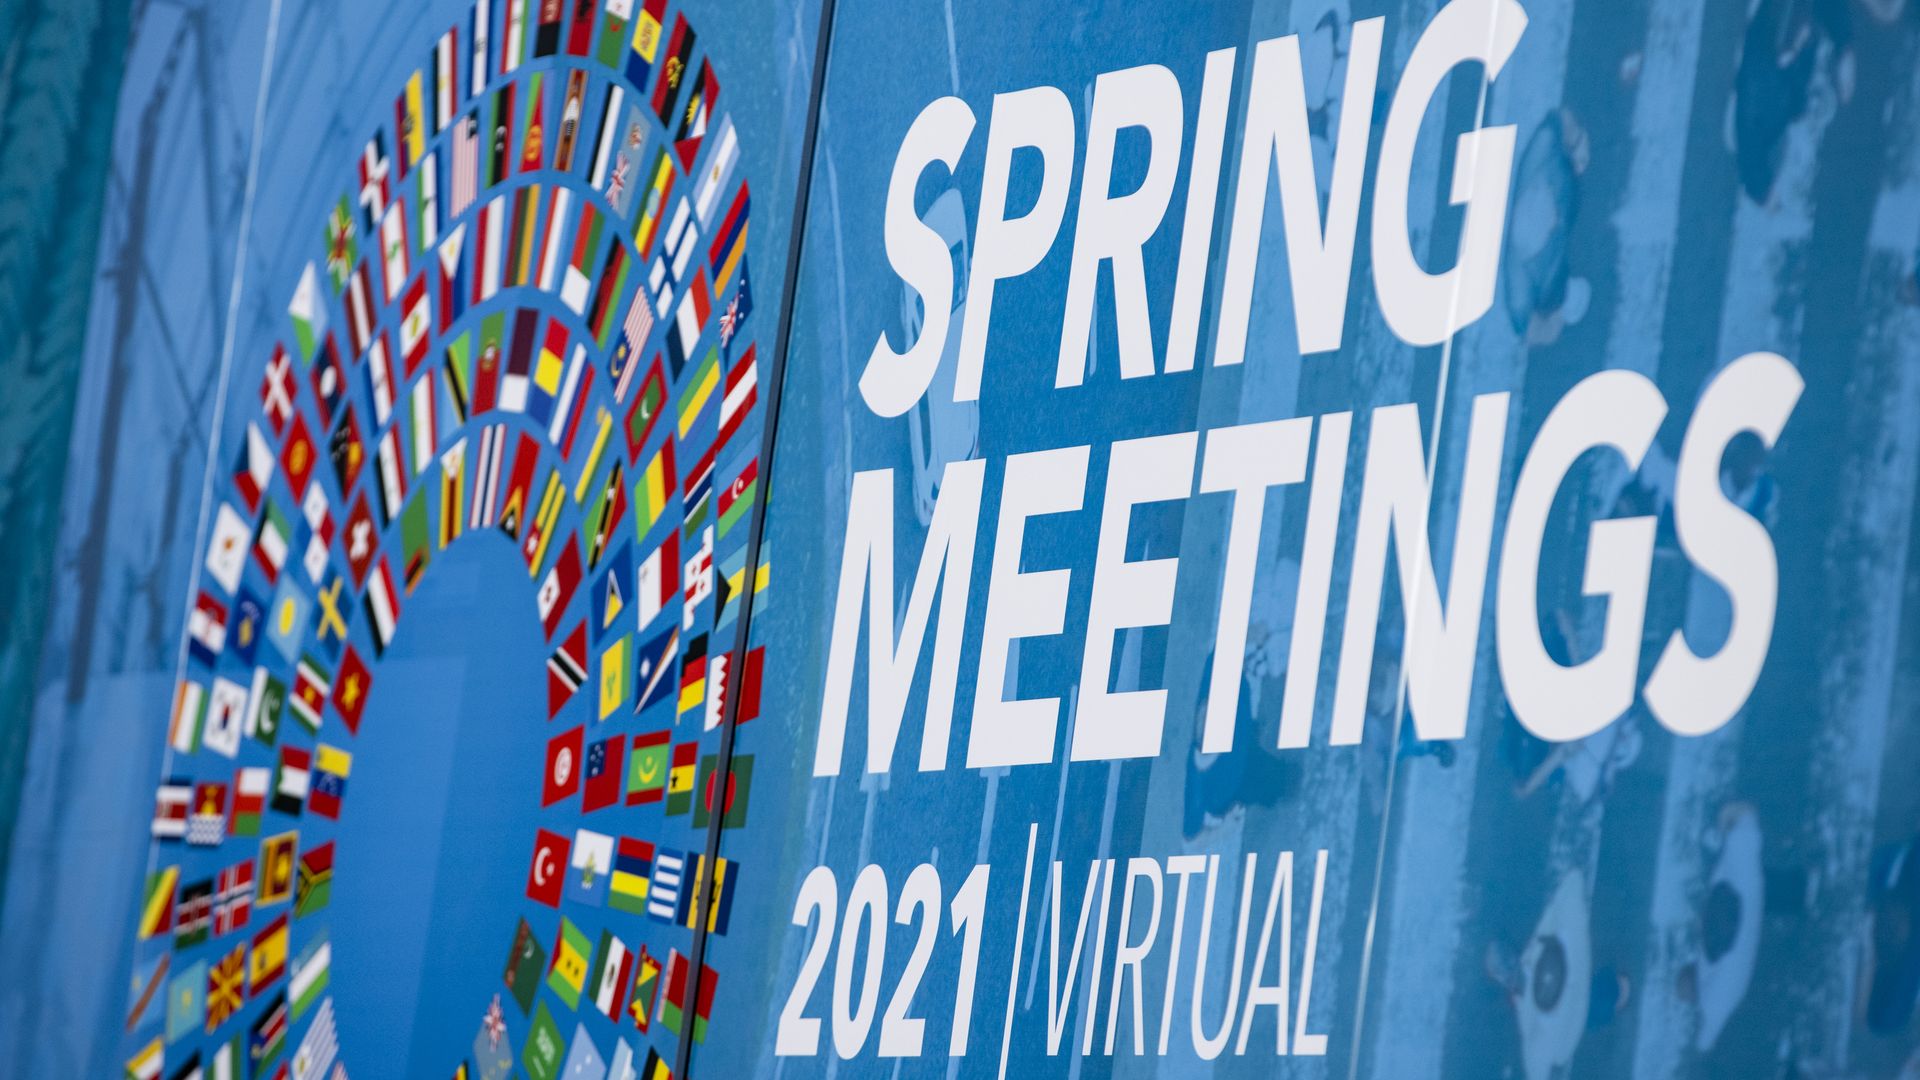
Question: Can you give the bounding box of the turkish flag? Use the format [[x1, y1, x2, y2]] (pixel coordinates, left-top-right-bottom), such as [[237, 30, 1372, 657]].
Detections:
[[526, 828, 570, 908], [543, 725, 583, 806]]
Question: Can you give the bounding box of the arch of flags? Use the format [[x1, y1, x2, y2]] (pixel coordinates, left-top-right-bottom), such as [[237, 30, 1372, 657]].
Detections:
[[126, 2, 767, 1077]]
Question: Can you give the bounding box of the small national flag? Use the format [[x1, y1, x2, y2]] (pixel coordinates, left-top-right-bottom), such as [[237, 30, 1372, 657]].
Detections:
[[470, 423, 506, 530], [325, 197, 357, 291], [364, 558, 401, 654], [126, 1038, 163, 1080], [592, 542, 630, 642], [470, 1, 491, 96], [676, 637, 706, 727], [206, 503, 251, 594], [505, 917, 549, 1012], [272, 745, 311, 814], [140, 866, 179, 938], [253, 500, 292, 583], [167, 958, 207, 1043], [261, 344, 296, 435], [634, 531, 678, 631], [536, 539, 583, 639], [309, 744, 351, 819], [666, 278, 711, 378], [438, 223, 469, 332], [290, 656, 329, 732], [647, 847, 683, 923], [244, 669, 285, 746], [665, 740, 697, 815], [290, 930, 331, 1021], [717, 259, 753, 359], [546, 622, 588, 718], [635, 149, 674, 258], [249, 990, 288, 1074], [400, 275, 433, 375], [329, 408, 366, 497], [376, 426, 409, 525], [651, 14, 694, 124], [295, 842, 334, 916], [398, 70, 427, 176], [555, 68, 588, 171], [169, 681, 206, 754], [684, 851, 738, 933], [659, 948, 715, 1043], [346, 262, 376, 357], [629, 945, 663, 1032], [584, 461, 626, 569], [291, 995, 339, 1080], [249, 913, 289, 993], [188, 781, 228, 845], [451, 112, 480, 217], [676, 346, 721, 438], [202, 677, 248, 758], [623, 0, 668, 86], [633, 626, 678, 718], [694, 752, 753, 833], [631, 436, 674, 538], [673, 59, 718, 171], [208, 942, 246, 1029], [213, 859, 254, 935], [249, 990, 289, 1075], [565, 829, 614, 908], [265, 577, 311, 664], [231, 766, 268, 835], [624, 729, 669, 804], [716, 344, 758, 450], [610, 837, 654, 913], [380, 202, 411, 302], [367, 333, 398, 427], [707, 180, 748, 295], [693, 114, 740, 224], [545, 910, 587, 1006], [152, 780, 190, 841], [589, 931, 634, 1019], [173, 878, 213, 947], [187, 591, 229, 666], [683, 524, 714, 624], [289, 262, 327, 361], [718, 458, 758, 539], [280, 413, 318, 499], [527, 828, 571, 909], [258, 831, 297, 906], [405, 484, 435, 584], [543, 726, 584, 806], [624, 358, 667, 458], [359, 133, 392, 231], [583, 733, 624, 810], [332, 645, 372, 733], [234, 422, 274, 512]]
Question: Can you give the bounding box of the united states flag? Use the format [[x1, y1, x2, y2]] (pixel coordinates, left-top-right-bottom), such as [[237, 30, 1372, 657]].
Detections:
[[451, 112, 479, 217]]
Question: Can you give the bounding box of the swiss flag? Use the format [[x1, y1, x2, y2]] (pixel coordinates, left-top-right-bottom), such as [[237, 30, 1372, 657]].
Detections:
[[543, 725, 583, 806], [526, 828, 570, 908]]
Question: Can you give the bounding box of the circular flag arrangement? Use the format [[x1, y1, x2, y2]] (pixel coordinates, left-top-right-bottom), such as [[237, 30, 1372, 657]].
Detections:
[[125, 2, 767, 1077]]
